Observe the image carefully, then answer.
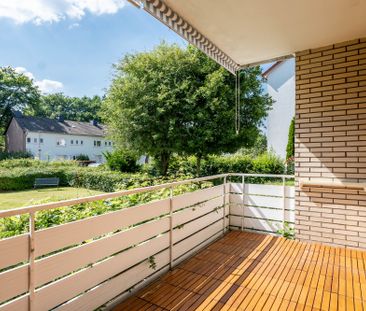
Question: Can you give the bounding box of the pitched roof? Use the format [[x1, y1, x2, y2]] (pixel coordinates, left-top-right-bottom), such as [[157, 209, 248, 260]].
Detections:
[[13, 116, 107, 137], [261, 61, 283, 79]]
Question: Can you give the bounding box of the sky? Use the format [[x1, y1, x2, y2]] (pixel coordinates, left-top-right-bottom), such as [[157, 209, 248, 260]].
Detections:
[[0, 0, 186, 97], [0, 0, 272, 98]]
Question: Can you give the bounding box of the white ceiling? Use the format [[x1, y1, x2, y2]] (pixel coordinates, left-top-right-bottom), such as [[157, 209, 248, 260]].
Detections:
[[164, 0, 366, 67]]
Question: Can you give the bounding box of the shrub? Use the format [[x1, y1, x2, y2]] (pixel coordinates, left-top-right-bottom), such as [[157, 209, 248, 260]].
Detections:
[[75, 154, 89, 161], [104, 150, 140, 173], [0, 151, 32, 161], [286, 117, 295, 160], [0, 167, 72, 191]]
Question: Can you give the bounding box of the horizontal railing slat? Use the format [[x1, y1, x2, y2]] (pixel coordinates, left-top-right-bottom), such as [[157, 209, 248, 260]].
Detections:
[[230, 183, 295, 198], [230, 205, 295, 222], [173, 210, 223, 244], [0, 265, 28, 304], [172, 196, 223, 227], [0, 295, 28, 311], [35, 198, 170, 257], [0, 234, 29, 270], [172, 185, 223, 211], [173, 220, 225, 261], [229, 215, 283, 232], [230, 193, 295, 210], [34, 217, 170, 287], [35, 234, 169, 311], [55, 250, 170, 311]]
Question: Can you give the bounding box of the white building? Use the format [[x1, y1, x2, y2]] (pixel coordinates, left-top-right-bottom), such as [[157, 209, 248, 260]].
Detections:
[[5, 115, 114, 163], [262, 58, 295, 159]]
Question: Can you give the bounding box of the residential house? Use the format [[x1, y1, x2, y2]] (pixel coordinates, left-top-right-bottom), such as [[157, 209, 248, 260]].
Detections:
[[262, 59, 295, 159], [5, 114, 113, 162]]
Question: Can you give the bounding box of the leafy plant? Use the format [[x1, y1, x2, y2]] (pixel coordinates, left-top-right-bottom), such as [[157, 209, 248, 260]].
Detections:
[[0, 151, 33, 161], [286, 117, 295, 160], [277, 222, 295, 240], [103, 149, 140, 173], [75, 154, 89, 161], [148, 256, 157, 270]]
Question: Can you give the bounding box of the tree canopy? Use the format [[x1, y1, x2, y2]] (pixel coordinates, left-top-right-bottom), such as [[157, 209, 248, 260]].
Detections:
[[102, 43, 273, 175], [37, 93, 103, 122], [0, 66, 41, 148]]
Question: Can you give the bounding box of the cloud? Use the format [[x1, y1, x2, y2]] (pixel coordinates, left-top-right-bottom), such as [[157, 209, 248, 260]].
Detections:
[[15, 67, 64, 94], [0, 0, 127, 25], [68, 22, 80, 29], [35, 79, 64, 93]]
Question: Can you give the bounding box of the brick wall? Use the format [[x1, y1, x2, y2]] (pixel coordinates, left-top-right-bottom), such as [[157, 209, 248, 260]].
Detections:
[[295, 38, 366, 248]]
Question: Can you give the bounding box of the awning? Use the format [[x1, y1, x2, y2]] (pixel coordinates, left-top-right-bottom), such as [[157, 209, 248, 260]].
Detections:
[[133, 0, 366, 73]]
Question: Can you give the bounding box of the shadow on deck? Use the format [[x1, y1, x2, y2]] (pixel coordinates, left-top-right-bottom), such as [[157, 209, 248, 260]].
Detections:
[[114, 231, 366, 310]]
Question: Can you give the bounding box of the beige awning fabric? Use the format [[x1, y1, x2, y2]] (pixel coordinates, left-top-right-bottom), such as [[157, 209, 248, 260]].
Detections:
[[140, 0, 366, 73]]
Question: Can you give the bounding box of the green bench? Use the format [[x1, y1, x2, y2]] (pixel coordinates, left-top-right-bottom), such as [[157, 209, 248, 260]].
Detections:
[[34, 177, 60, 188]]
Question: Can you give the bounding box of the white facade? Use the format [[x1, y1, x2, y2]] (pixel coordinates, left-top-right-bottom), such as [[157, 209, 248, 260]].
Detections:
[[265, 58, 295, 159], [25, 132, 113, 163]]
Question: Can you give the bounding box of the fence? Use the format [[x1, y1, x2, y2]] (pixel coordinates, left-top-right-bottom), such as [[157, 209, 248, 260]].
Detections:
[[0, 173, 294, 311]]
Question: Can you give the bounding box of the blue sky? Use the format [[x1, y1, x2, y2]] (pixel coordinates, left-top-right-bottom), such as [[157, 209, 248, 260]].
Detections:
[[0, 1, 186, 96], [0, 0, 271, 97]]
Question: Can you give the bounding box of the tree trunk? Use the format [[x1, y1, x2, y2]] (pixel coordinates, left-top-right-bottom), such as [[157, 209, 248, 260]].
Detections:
[[159, 151, 170, 176]]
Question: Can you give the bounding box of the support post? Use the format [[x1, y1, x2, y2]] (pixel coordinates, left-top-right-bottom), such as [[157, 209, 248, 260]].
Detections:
[[29, 212, 35, 311], [241, 175, 245, 231], [222, 176, 227, 234], [169, 186, 173, 270], [282, 176, 286, 228]]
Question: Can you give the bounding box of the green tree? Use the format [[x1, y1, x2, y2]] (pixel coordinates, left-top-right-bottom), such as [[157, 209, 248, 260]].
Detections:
[[37, 93, 103, 122], [102, 43, 272, 176], [178, 47, 272, 175], [0, 66, 41, 148], [286, 117, 295, 160]]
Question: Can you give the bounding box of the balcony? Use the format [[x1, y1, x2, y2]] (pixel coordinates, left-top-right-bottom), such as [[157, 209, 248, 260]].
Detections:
[[115, 230, 366, 310], [1, 172, 365, 310], [0, 173, 297, 310]]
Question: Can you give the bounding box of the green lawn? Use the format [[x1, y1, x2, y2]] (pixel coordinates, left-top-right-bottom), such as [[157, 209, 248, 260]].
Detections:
[[0, 187, 104, 210]]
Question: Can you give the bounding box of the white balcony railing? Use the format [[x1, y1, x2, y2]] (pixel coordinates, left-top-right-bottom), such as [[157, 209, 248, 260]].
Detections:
[[0, 173, 294, 311]]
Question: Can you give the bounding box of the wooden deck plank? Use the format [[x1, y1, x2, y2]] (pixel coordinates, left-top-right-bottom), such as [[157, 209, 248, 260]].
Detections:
[[114, 231, 366, 311]]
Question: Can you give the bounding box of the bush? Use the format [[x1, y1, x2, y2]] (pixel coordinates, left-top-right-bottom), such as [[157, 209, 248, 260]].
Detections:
[[0, 151, 32, 161], [75, 154, 89, 161], [104, 150, 140, 173], [286, 117, 295, 160], [165, 152, 284, 179], [0, 167, 72, 191]]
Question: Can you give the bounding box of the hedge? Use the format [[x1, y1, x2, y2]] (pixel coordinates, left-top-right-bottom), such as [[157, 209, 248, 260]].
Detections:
[[0, 152, 286, 192]]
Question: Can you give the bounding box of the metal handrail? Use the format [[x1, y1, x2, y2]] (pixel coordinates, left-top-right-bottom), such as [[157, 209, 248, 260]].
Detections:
[[0, 174, 227, 218], [0, 173, 294, 218]]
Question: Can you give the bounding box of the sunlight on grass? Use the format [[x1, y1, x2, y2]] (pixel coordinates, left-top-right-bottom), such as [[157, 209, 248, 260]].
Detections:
[[0, 187, 104, 210]]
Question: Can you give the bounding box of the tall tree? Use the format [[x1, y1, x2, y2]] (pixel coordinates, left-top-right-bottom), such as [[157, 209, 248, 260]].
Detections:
[[102, 43, 273, 176], [37, 93, 103, 122], [0, 66, 41, 148]]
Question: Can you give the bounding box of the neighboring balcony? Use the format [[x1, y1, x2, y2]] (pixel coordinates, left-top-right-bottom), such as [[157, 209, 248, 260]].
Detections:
[[1, 172, 346, 311]]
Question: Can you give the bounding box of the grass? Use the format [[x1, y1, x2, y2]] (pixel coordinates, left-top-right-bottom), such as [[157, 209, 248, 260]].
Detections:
[[0, 187, 104, 210]]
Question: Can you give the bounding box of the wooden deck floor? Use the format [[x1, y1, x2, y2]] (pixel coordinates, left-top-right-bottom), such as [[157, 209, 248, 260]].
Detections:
[[114, 231, 366, 310]]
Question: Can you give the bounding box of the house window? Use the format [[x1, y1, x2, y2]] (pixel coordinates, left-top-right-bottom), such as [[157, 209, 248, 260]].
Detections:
[[81, 140, 83, 145], [27, 137, 31, 143], [40, 138, 44, 144], [109, 142, 112, 146], [76, 140, 78, 145], [34, 138, 37, 143], [56, 139, 66, 146], [105, 141, 107, 146], [71, 140, 74, 145], [94, 140, 101, 147]]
